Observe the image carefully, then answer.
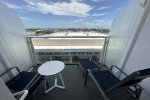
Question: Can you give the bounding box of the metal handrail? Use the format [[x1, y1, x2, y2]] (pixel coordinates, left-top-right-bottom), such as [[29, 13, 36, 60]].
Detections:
[[110, 65, 144, 90], [110, 65, 128, 76], [27, 35, 109, 38], [0, 67, 20, 77], [26, 35, 109, 66]]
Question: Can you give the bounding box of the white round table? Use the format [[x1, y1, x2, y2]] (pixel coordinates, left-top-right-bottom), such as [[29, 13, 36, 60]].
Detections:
[[38, 61, 66, 93]]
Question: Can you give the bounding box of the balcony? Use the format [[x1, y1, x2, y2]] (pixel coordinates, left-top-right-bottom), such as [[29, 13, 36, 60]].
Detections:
[[1, 0, 150, 100], [28, 34, 108, 64], [28, 64, 135, 100]]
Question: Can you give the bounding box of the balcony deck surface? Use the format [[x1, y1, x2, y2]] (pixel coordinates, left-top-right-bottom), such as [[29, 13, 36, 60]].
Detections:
[[32, 64, 135, 100]]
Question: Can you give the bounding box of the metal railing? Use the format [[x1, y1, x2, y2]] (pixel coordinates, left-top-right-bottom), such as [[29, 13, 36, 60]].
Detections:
[[27, 36, 109, 65]]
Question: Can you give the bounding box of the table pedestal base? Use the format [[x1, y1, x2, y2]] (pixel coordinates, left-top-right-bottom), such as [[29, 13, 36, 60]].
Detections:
[[45, 73, 65, 93]]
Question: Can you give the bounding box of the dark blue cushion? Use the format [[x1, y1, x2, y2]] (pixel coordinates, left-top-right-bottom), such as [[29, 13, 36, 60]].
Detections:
[[79, 61, 99, 70], [6, 71, 37, 92], [92, 70, 120, 91]]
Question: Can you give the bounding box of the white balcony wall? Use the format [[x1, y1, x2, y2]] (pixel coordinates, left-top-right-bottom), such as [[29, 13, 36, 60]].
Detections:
[[0, 78, 15, 100], [105, 0, 150, 99], [0, 59, 11, 83], [121, 2, 150, 99], [105, 0, 144, 68], [0, 2, 33, 73]]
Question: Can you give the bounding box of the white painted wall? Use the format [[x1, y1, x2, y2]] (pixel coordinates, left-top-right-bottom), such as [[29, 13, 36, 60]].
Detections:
[[104, 0, 150, 99], [0, 2, 33, 73], [0, 60, 11, 83], [105, 0, 144, 69], [122, 6, 150, 100], [0, 78, 15, 100]]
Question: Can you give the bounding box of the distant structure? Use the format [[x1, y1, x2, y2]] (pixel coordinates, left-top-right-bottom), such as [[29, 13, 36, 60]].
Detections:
[[31, 31, 108, 63]]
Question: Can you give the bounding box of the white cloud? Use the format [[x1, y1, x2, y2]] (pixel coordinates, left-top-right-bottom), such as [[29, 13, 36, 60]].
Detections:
[[91, 0, 104, 2], [81, 20, 112, 28], [73, 17, 90, 22], [23, 0, 92, 17], [19, 17, 38, 21], [69, 19, 112, 28], [74, 19, 85, 22], [97, 6, 111, 10], [91, 13, 109, 16], [117, 8, 121, 11], [91, 0, 115, 2], [17, 10, 29, 13], [70, 0, 83, 2], [2, 2, 22, 9]]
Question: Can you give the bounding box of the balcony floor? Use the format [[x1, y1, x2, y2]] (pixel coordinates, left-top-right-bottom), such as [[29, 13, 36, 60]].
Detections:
[[31, 64, 135, 100]]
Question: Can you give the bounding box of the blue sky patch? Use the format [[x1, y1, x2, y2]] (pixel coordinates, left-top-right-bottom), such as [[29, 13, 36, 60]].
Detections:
[[0, 0, 132, 29]]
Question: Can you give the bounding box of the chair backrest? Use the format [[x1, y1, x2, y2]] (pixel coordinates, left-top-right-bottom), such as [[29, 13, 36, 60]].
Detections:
[[105, 68, 150, 93]]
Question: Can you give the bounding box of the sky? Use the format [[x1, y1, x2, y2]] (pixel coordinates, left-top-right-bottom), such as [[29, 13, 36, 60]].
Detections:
[[0, 0, 131, 29]]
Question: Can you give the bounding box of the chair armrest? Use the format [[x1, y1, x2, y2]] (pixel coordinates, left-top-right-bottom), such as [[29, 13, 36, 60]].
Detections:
[[0, 67, 20, 77], [110, 65, 144, 90], [26, 74, 41, 90], [13, 90, 28, 100], [87, 69, 110, 100], [110, 65, 128, 76]]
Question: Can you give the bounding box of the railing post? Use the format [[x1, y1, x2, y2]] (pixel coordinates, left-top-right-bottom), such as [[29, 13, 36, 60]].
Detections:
[[99, 38, 109, 65], [27, 36, 109, 64], [27, 37, 37, 66], [103, 38, 109, 65]]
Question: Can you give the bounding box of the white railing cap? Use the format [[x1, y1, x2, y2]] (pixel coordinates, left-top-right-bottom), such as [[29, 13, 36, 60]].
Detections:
[[27, 36, 109, 38]]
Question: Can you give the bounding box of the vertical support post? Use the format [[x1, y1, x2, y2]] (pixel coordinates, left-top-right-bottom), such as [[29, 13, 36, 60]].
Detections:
[[45, 76, 47, 93], [84, 71, 88, 86], [99, 38, 107, 65], [59, 73, 65, 88], [90, 56, 92, 61], [103, 38, 109, 65], [55, 75, 57, 85], [69, 56, 72, 63], [49, 56, 52, 61], [28, 38, 37, 66], [27, 38, 36, 66]]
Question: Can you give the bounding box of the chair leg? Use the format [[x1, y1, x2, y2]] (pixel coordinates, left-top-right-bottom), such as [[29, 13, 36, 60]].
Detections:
[[46, 80, 49, 86], [98, 67, 100, 71], [84, 71, 88, 86], [83, 71, 85, 78]]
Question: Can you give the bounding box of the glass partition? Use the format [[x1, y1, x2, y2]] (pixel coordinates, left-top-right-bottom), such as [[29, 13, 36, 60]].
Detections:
[[31, 37, 105, 64]]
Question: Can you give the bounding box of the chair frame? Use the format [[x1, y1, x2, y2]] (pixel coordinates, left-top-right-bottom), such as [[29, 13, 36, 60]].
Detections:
[[0, 67, 42, 100], [0, 67, 21, 77], [84, 65, 144, 100], [78, 60, 100, 77]]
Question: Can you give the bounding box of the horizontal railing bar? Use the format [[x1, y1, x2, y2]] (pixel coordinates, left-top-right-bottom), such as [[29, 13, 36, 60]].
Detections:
[[27, 36, 109, 38]]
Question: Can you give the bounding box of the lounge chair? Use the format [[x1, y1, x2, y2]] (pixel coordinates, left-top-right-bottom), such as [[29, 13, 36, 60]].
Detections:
[[78, 60, 100, 77], [0, 67, 44, 100], [84, 65, 149, 100]]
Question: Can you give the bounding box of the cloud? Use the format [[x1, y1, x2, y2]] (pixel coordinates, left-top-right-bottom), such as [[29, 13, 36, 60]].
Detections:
[[17, 10, 29, 13], [97, 6, 111, 10], [91, 0, 104, 2], [73, 17, 90, 22], [69, 19, 112, 28], [74, 19, 85, 22], [19, 17, 38, 21], [23, 0, 92, 17], [81, 20, 112, 28], [91, 0, 115, 2], [2, 2, 22, 9], [91, 13, 109, 16], [117, 8, 121, 11], [70, 0, 83, 2]]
